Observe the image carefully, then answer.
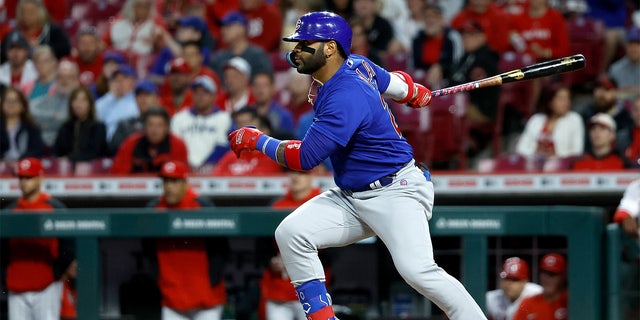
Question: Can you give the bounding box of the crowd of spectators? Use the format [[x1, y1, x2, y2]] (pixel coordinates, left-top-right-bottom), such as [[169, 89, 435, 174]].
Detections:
[[0, 0, 639, 176]]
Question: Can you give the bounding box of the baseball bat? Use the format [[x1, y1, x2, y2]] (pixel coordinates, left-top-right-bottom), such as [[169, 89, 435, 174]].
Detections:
[[431, 54, 586, 97]]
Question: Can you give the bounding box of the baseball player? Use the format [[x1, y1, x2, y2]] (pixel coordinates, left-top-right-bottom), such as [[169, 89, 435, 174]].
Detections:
[[2, 158, 74, 320], [486, 257, 543, 320], [228, 11, 486, 320], [144, 160, 229, 320], [512, 254, 568, 320], [614, 178, 640, 239]]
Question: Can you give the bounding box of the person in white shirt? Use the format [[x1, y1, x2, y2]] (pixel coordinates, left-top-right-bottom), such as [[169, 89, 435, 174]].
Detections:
[[171, 75, 232, 168], [0, 31, 37, 88], [486, 257, 543, 320], [96, 64, 140, 143]]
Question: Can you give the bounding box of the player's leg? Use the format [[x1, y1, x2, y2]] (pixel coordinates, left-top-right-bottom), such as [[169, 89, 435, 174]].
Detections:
[[354, 166, 486, 320], [32, 281, 62, 320], [192, 305, 223, 320], [8, 291, 33, 320], [274, 188, 374, 320]]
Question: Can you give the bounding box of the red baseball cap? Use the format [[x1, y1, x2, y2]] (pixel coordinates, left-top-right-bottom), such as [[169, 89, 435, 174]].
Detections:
[[17, 158, 44, 177], [499, 257, 530, 281], [167, 57, 192, 74], [159, 161, 189, 179], [540, 253, 566, 274]]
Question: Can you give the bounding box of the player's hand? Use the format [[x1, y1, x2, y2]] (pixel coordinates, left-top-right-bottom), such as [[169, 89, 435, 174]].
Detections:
[[621, 216, 639, 238], [228, 126, 264, 158], [407, 83, 432, 109]]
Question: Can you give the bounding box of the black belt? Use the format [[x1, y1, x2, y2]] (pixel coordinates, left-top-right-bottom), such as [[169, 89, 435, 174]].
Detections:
[[350, 174, 395, 193]]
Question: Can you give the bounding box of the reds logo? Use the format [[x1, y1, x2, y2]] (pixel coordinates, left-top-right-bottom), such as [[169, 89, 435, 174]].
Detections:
[[19, 160, 31, 170], [163, 162, 176, 173]]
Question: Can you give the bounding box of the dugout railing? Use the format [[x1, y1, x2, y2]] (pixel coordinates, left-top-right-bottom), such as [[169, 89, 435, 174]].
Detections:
[[0, 206, 610, 319]]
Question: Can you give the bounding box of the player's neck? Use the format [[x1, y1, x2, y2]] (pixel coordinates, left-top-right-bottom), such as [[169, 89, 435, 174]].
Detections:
[[312, 57, 345, 83]]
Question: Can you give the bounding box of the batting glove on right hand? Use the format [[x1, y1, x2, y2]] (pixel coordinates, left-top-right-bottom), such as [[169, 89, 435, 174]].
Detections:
[[228, 126, 264, 158], [407, 83, 432, 109]]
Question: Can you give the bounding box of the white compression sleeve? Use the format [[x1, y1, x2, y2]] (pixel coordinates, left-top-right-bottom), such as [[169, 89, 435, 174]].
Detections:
[[384, 72, 410, 101]]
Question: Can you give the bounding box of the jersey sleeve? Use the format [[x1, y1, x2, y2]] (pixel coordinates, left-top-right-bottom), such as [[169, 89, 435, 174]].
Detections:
[[614, 179, 640, 222]]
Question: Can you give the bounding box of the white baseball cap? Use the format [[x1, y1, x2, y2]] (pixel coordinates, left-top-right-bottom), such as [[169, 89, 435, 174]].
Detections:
[[590, 113, 616, 131], [224, 56, 251, 78]]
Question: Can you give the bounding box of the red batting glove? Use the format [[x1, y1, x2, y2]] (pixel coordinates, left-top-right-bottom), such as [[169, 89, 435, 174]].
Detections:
[[407, 83, 432, 109], [227, 126, 264, 158]]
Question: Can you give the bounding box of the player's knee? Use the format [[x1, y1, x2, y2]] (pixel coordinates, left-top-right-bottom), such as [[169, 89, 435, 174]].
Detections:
[[274, 219, 300, 248], [396, 262, 440, 287]]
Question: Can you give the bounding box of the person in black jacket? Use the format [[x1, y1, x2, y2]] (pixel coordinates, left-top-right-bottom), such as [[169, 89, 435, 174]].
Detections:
[[0, 0, 71, 63], [52, 86, 108, 163], [0, 87, 45, 161]]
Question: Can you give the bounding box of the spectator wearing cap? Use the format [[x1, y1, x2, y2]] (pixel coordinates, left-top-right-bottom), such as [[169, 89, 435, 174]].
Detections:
[[0, 0, 71, 63], [2, 157, 74, 320], [150, 15, 215, 81], [450, 0, 515, 54], [583, 75, 634, 154], [52, 86, 108, 165], [21, 45, 58, 100], [110, 79, 160, 153], [486, 257, 543, 320], [0, 87, 45, 161], [171, 75, 232, 169], [158, 57, 194, 116], [29, 60, 81, 147], [571, 113, 632, 171], [510, 0, 569, 62], [411, 3, 463, 87], [93, 51, 127, 99], [96, 64, 139, 143], [143, 160, 229, 320], [218, 56, 255, 112], [239, 0, 282, 53], [110, 106, 188, 174], [71, 27, 106, 87], [0, 31, 38, 88], [450, 20, 500, 155], [608, 26, 640, 104], [513, 254, 568, 320], [209, 11, 273, 81], [213, 107, 283, 176], [250, 71, 295, 137], [181, 42, 222, 92]]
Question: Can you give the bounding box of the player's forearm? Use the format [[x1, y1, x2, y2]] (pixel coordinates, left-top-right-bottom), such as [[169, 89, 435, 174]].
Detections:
[[384, 71, 411, 101], [256, 133, 333, 171]]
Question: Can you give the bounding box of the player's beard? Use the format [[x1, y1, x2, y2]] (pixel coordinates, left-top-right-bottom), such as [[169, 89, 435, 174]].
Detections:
[[297, 43, 327, 75]]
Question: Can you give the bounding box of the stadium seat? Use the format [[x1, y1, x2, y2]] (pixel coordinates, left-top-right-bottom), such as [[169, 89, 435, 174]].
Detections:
[[542, 156, 578, 172], [382, 52, 409, 71], [89, 158, 114, 175], [562, 16, 606, 90], [488, 153, 545, 172], [409, 93, 469, 169]]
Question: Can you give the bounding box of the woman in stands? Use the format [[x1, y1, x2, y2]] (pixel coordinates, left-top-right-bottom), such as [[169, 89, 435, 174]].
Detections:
[[515, 82, 584, 160], [52, 86, 108, 166], [0, 86, 45, 161]]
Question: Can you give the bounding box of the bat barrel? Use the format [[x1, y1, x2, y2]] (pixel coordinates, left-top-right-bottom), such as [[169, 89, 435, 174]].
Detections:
[[500, 54, 586, 84]]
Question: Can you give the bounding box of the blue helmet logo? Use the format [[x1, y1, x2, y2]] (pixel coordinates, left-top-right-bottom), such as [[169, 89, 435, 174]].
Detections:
[[283, 11, 352, 56]]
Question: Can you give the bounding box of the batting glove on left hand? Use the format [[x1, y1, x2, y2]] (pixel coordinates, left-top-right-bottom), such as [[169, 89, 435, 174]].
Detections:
[[407, 83, 432, 109], [228, 126, 264, 158]]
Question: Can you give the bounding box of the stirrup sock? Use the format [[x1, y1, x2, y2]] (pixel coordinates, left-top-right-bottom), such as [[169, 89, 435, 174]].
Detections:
[[296, 280, 336, 320]]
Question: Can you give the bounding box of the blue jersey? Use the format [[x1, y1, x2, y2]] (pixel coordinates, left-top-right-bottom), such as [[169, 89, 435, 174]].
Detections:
[[302, 55, 414, 190]]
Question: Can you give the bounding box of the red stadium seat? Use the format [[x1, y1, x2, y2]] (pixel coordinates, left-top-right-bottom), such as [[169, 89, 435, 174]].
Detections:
[[562, 16, 606, 90], [409, 93, 469, 169], [490, 153, 545, 172]]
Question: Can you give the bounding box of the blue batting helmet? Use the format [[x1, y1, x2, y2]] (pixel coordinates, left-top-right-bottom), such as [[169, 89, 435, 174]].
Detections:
[[283, 11, 352, 56]]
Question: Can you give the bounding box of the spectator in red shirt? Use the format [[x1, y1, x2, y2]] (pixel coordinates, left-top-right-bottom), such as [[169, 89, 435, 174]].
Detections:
[[513, 253, 568, 320], [1, 157, 74, 320], [144, 160, 229, 320], [111, 80, 160, 153], [213, 107, 282, 176], [71, 27, 105, 87], [572, 113, 631, 171], [625, 96, 640, 164], [450, 0, 514, 54], [511, 0, 570, 62], [110, 106, 188, 174], [158, 57, 194, 116], [240, 0, 283, 53], [218, 56, 255, 112]]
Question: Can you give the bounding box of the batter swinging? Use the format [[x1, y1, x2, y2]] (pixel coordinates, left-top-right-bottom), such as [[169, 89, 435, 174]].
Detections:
[[228, 11, 486, 320]]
